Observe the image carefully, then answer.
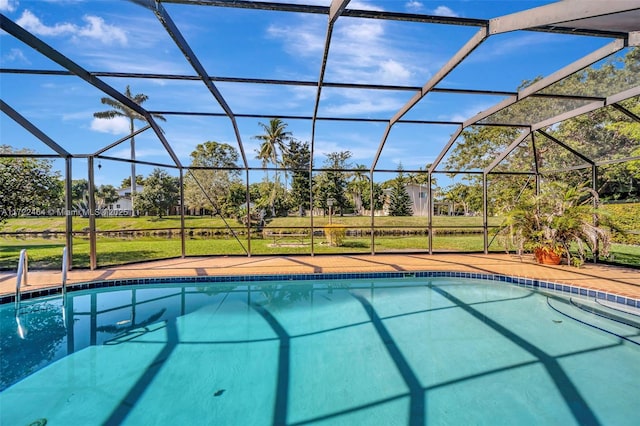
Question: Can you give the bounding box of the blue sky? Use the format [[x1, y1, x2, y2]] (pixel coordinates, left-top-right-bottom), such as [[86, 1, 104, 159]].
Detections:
[[0, 0, 615, 187]]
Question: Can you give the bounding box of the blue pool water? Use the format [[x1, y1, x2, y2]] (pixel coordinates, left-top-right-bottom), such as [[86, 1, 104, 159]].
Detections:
[[1, 276, 639, 425]]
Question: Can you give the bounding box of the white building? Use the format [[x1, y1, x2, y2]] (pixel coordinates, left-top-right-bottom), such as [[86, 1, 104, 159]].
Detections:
[[382, 183, 452, 217], [406, 183, 430, 216], [104, 184, 143, 216]]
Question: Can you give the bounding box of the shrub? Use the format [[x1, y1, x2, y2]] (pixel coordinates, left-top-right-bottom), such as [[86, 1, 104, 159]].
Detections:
[[324, 224, 346, 246], [602, 203, 640, 245]]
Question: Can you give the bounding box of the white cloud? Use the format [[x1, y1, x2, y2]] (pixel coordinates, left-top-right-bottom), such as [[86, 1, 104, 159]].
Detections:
[[16, 10, 127, 45], [329, 20, 418, 85], [0, 0, 18, 12], [17, 10, 76, 36], [90, 116, 130, 134], [432, 6, 459, 18], [75, 15, 127, 45], [406, 1, 423, 12], [406, 3, 459, 17], [266, 19, 324, 58], [348, 1, 383, 12], [266, 13, 440, 117], [378, 59, 411, 83], [2, 47, 29, 64], [267, 17, 422, 85]]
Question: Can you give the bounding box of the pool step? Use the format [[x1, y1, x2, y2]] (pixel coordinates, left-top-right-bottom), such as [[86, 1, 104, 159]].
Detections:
[[546, 295, 640, 345]]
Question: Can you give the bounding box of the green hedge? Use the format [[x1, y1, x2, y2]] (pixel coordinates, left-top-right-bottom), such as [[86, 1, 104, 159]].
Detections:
[[602, 203, 640, 245]]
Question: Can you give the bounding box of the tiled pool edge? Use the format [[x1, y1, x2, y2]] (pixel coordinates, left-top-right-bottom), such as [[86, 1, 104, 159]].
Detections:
[[2, 270, 639, 309]]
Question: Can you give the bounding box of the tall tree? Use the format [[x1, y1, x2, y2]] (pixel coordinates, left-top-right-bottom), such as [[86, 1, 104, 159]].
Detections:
[[134, 168, 179, 218], [254, 118, 292, 171], [254, 118, 292, 216], [443, 182, 482, 216], [0, 145, 63, 222], [313, 151, 352, 216], [388, 164, 413, 216], [445, 47, 639, 202], [120, 175, 145, 189], [347, 164, 369, 215], [283, 139, 311, 216], [362, 181, 385, 212], [94, 85, 165, 215], [71, 179, 88, 203], [96, 185, 119, 209], [184, 141, 241, 216]]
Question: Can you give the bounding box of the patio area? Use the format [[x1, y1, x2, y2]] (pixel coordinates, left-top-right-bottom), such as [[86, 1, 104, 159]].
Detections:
[[2, 253, 639, 301]]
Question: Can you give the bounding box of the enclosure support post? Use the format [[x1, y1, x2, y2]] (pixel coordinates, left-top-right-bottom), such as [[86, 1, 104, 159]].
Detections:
[[483, 173, 489, 255], [370, 170, 375, 255], [309, 167, 315, 256], [179, 168, 186, 258], [245, 169, 251, 257], [428, 172, 433, 255], [88, 156, 97, 270], [65, 157, 73, 270], [592, 164, 599, 264]]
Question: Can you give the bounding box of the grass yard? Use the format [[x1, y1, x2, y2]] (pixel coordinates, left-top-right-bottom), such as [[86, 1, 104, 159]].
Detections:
[[1, 213, 638, 269], [0, 216, 226, 233], [2, 233, 638, 270], [0, 214, 502, 233]]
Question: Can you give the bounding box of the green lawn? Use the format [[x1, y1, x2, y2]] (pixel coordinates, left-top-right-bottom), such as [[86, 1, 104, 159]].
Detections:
[[0, 214, 505, 233], [0, 216, 228, 233], [1, 214, 638, 269], [2, 233, 638, 270]]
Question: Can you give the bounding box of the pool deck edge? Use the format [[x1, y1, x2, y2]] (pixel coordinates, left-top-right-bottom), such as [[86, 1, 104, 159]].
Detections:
[[1, 253, 639, 304]]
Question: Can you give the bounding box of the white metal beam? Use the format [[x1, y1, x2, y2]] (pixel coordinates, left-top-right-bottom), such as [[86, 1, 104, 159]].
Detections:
[[329, 0, 350, 24], [489, 0, 640, 35]]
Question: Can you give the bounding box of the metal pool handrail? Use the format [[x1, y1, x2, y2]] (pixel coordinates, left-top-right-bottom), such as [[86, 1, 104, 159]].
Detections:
[[15, 249, 28, 310]]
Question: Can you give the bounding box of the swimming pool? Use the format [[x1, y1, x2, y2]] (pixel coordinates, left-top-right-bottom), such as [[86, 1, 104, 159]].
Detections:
[[1, 273, 639, 425]]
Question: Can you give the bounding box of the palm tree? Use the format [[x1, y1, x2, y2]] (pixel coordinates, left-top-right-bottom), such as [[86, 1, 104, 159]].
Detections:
[[348, 164, 369, 215], [94, 85, 165, 216], [254, 118, 291, 170], [253, 118, 292, 215]]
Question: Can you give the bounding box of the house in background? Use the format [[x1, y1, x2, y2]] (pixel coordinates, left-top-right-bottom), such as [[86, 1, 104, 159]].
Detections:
[[406, 183, 430, 217], [380, 183, 430, 216], [382, 183, 453, 217], [104, 184, 143, 216]]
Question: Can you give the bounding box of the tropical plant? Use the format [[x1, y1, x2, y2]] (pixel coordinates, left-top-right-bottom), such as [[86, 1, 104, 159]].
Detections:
[[94, 85, 165, 215], [500, 181, 613, 266], [96, 184, 119, 209], [254, 118, 292, 216], [348, 164, 369, 215]]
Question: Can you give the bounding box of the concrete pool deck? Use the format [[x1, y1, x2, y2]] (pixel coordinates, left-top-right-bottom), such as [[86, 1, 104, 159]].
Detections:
[[1, 253, 639, 301]]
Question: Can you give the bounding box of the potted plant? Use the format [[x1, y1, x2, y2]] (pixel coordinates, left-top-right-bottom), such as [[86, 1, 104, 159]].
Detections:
[[500, 181, 612, 266]]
